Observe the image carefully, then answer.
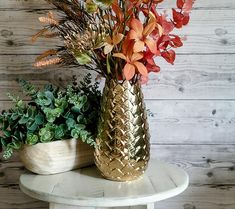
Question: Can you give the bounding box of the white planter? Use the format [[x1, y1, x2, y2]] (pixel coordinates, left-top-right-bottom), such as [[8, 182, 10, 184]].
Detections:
[[19, 139, 94, 175]]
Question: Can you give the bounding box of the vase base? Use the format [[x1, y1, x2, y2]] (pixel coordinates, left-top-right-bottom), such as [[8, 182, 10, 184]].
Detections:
[[102, 172, 144, 182]]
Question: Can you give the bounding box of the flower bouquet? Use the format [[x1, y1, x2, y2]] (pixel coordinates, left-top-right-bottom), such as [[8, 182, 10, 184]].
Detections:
[[33, 0, 194, 181]]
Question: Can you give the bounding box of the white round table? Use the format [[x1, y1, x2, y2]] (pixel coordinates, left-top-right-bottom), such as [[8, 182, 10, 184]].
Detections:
[[19, 160, 189, 209]]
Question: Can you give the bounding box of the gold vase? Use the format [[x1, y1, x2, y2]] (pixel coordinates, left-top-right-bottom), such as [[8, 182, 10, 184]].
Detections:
[[94, 79, 150, 181]]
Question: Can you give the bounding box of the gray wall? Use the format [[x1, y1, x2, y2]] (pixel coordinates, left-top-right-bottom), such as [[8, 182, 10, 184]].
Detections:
[[0, 0, 235, 208]]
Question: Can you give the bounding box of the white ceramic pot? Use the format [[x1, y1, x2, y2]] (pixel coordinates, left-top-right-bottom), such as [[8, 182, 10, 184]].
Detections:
[[19, 139, 94, 175]]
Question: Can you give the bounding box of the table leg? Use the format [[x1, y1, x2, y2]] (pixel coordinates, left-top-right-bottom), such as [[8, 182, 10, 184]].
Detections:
[[130, 204, 155, 209], [50, 203, 95, 209], [147, 203, 155, 209]]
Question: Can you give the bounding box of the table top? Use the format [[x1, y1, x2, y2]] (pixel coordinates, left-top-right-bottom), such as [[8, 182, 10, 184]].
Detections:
[[19, 160, 189, 207]]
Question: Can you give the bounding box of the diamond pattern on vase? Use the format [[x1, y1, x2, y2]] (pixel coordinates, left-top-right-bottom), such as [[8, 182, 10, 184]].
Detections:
[[94, 79, 150, 182]]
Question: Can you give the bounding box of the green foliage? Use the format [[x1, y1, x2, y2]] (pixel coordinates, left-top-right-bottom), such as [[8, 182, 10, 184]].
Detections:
[[0, 74, 101, 159], [93, 0, 114, 9], [26, 133, 39, 145]]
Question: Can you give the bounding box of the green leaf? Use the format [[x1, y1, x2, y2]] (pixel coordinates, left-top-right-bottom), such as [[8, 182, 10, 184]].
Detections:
[[18, 116, 29, 124], [44, 108, 62, 123], [71, 128, 79, 139], [3, 147, 13, 159], [55, 125, 66, 139], [27, 107, 35, 118], [11, 113, 19, 120], [66, 118, 76, 130], [19, 79, 38, 98], [26, 134, 38, 145], [3, 130, 11, 138], [55, 97, 68, 108], [39, 127, 54, 142], [75, 53, 92, 65], [0, 137, 6, 147], [75, 124, 86, 130], [82, 102, 90, 112], [71, 106, 81, 113], [106, 54, 111, 74], [28, 122, 39, 132], [3, 120, 9, 130], [36, 91, 54, 107], [45, 91, 54, 100], [77, 115, 84, 123], [35, 114, 44, 125], [93, 0, 113, 9], [81, 95, 88, 104], [16, 100, 25, 109], [11, 141, 22, 150], [85, 1, 98, 13]]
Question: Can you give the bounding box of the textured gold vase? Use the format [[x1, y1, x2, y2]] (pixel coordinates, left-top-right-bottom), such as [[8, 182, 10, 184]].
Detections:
[[94, 79, 150, 182]]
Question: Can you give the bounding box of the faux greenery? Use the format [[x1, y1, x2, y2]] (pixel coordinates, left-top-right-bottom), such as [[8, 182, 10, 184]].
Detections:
[[0, 74, 101, 159]]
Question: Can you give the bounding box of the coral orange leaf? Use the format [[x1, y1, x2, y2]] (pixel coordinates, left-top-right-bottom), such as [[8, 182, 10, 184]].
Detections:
[[123, 63, 135, 80], [113, 33, 124, 45], [156, 23, 163, 36], [183, 0, 195, 13], [113, 53, 127, 60], [131, 53, 144, 62], [143, 22, 156, 36], [145, 39, 158, 54], [104, 33, 124, 54], [161, 50, 176, 64], [133, 41, 145, 52], [133, 61, 148, 76], [177, 0, 184, 9], [130, 19, 143, 37]]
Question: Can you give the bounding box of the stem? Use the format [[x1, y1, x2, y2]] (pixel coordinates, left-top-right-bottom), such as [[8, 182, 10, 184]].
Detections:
[[145, 0, 154, 24]]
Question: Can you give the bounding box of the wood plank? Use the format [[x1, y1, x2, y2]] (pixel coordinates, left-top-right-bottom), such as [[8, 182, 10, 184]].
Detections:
[[0, 54, 235, 100], [151, 145, 235, 185], [146, 100, 235, 144], [161, 0, 235, 10], [142, 53, 235, 99], [0, 184, 48, 209], [0, 65, 89, 101], [156, 185, 235, 209], [0, 10, 234, 54], [0, 9, 234, 36], [1, 145, 235, 185], [0, 0, 53, 10], [1, 0, 235, 10]]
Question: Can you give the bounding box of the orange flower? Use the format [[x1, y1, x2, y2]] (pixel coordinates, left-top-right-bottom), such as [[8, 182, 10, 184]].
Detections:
[[129, 17, 157, 53], [113, 52, 148, 80], [143, 0, 164, 4], [103, 33, 124, 54]]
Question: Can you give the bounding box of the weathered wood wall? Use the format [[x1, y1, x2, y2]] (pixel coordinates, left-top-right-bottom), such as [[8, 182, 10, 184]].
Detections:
[[0, 0, 235, 209]]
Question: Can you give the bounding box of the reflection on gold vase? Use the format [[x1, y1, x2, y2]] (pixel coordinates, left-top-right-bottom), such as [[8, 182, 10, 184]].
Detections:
[[94, 79, 150, 182]]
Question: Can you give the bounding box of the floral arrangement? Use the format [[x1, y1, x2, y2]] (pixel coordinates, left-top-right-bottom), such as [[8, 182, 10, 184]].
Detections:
[[33, 0, 194, 83], [0, 74, 101, 158]]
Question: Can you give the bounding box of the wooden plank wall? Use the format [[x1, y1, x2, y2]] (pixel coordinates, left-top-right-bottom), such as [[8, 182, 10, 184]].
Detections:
[[0, 0, 235, 209]]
